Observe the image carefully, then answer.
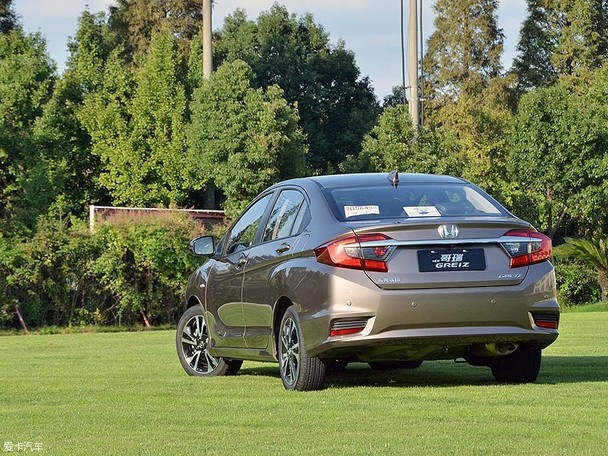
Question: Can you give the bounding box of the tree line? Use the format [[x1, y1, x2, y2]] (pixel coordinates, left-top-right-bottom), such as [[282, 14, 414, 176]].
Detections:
[[1, 0, 608, 329]]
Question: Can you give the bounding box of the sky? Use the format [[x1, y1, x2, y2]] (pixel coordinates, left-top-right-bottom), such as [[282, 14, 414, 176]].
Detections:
[[12, 0, 528, 100]]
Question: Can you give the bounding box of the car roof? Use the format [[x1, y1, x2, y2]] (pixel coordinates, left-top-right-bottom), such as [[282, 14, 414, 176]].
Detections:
[[280, 173, 466, 189]]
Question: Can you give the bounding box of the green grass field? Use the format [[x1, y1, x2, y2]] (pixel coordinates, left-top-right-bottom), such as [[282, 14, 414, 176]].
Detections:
[[1, 313, 607, 455]]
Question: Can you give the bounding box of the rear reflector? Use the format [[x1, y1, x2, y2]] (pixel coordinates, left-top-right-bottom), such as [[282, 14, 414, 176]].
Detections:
[[531, 312, 559, 329], [330, 319, 369, 337], [315, 234, 395, 272], [501, 229, 552, 268]]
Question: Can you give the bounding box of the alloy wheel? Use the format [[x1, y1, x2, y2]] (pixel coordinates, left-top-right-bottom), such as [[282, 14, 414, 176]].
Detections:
[[180, 314, 218, 374], [280, 316, 300, 386]]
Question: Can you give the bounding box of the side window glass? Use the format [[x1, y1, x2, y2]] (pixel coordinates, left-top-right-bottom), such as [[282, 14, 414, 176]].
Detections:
[[263, 190, 305, 242], [225, 194, 273, 255], [291, 200, 310, 235]]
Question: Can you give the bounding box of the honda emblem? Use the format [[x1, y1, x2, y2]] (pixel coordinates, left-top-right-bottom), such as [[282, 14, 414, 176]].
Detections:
[[438, 224, 459, 239]]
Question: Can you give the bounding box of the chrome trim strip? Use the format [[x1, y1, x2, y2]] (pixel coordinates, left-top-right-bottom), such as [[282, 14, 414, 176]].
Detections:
[[360, 236, 533, 248]]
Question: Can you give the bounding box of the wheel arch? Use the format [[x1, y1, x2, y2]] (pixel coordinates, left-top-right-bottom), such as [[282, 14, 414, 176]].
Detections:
[[272, 296, 294, 358], [187, 295, 202, 309]]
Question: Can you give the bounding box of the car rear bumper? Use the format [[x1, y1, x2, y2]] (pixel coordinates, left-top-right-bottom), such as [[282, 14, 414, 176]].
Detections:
[[307, 323, 558, 360], [299, 262, 560, 359]]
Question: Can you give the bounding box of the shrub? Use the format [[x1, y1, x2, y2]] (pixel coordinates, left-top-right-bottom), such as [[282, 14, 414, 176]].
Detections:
[[91, 215, 202, 325], [554, 259, 601, 306], [1, 214, 205, 330]]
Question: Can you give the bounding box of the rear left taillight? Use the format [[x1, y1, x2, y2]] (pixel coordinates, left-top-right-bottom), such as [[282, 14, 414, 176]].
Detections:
[[315, 234, 395, 273], [501, 229, 552, 268]]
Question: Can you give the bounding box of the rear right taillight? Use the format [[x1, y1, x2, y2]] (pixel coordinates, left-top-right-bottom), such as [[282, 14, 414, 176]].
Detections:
[[501, 229, 552, 268], [315, 234, 395, 273]]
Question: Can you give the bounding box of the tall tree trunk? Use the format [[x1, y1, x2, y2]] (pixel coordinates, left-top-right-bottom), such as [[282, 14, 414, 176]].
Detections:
[[140, 309, 152, 328], [598, 270, 608, 302], [14, 305, 28, 333]]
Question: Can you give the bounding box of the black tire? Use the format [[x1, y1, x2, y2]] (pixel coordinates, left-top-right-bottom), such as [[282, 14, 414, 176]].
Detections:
[[278, 306, 326, 391], [491, 346, 542, 383], [176, 305, 243, 377], [368, 361, 423, 370]]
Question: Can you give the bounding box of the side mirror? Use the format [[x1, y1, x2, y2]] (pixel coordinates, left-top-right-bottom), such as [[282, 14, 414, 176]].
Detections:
[[189, 236, 215, 257]]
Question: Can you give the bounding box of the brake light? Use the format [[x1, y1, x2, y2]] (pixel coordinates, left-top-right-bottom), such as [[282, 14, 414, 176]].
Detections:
[[501, 229, 552, 268], [315, 234, 394, 272]]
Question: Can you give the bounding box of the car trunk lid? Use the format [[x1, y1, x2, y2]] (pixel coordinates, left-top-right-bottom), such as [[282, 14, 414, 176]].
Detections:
[[351, 218, 533, 290]]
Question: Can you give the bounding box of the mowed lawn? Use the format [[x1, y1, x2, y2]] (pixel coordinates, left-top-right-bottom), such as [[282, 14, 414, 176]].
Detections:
[[1, 313, 607, 455]]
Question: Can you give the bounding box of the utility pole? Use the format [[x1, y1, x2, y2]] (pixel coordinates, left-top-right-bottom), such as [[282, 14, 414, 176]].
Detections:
[[203, 0, 213, 78], [202, 0, 215, 208], [407, 0, 419, 129], [400, 0, 407, 105]]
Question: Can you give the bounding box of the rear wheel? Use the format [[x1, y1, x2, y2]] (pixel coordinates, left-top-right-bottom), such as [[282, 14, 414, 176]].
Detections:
[[368, 361, 423, 370], [279, 306, 326, 391], [176, 305, 243, 377], [491, 346, 541, 383]]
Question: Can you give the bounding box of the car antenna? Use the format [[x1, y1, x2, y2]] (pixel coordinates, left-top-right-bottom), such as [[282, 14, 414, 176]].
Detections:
[[388, 170, 399, 188]]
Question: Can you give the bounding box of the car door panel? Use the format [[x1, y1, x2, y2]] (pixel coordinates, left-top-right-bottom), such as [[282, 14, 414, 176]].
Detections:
[[242, 190, 310, 349], [205, 193, 274, 349]]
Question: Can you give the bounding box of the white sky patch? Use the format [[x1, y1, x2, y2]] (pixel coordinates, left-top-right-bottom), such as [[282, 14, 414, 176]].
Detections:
[[13, 0, 528, 98], [17, 0, 114, 20], [214, 0, 370, 17]]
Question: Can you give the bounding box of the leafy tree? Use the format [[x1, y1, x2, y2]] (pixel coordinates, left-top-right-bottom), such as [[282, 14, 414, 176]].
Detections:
[[431, 77, 515, 195], [29, 11, 115, 222], [108, 0, 206, 62], [346, 105, 455, 175], [554, 237, 608, 301], [0, 0, 18, 34], [188, 60, 307, 217], [382, 85, 407, 108], [424, 0, 504, 103], [186, 32, 204, 99], [550, 0, 608, 79], [0, 29, 55, 228], [214, 5, 379, 173], [512, 0, 608, 93], [82, 29, 192, 207], [508, 84, 608, 238], [511, 0, 558, 94]]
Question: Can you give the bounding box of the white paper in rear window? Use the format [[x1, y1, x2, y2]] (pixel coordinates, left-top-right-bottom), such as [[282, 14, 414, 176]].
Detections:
[[344, 205, 380, 218], [403, 206, 441, 217]]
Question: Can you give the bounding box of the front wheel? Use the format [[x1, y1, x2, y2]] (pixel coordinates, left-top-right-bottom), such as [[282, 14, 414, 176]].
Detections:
[[176, 305, 242, 377], [278, 306, 326, 391], [491, 346, 541, 383]]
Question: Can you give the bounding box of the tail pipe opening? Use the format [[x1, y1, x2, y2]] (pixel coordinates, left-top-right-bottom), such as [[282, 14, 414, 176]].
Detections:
[[470, 342, 519, 357]]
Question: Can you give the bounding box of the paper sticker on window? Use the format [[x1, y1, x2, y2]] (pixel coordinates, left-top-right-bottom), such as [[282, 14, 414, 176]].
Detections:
[[403, 206, 441, 217], [344, 205, 380, 218]]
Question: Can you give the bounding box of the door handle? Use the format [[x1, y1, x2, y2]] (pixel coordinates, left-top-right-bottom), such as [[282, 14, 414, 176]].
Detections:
[[276, 243, 291, 254]]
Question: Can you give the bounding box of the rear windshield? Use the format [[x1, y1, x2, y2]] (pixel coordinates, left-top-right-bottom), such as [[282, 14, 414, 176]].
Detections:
[[327, 184, 504, 221]]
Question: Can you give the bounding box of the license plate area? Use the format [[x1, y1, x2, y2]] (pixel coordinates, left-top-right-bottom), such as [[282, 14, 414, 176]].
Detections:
[[417, 248, 486, 272]]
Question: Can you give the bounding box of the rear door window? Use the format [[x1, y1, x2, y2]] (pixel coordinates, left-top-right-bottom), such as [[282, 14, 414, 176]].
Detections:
[[262, 190, 305, 242]]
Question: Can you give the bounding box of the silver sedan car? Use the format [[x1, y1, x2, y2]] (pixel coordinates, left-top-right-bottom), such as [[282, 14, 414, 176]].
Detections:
[[176, 172, 559, 391]]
